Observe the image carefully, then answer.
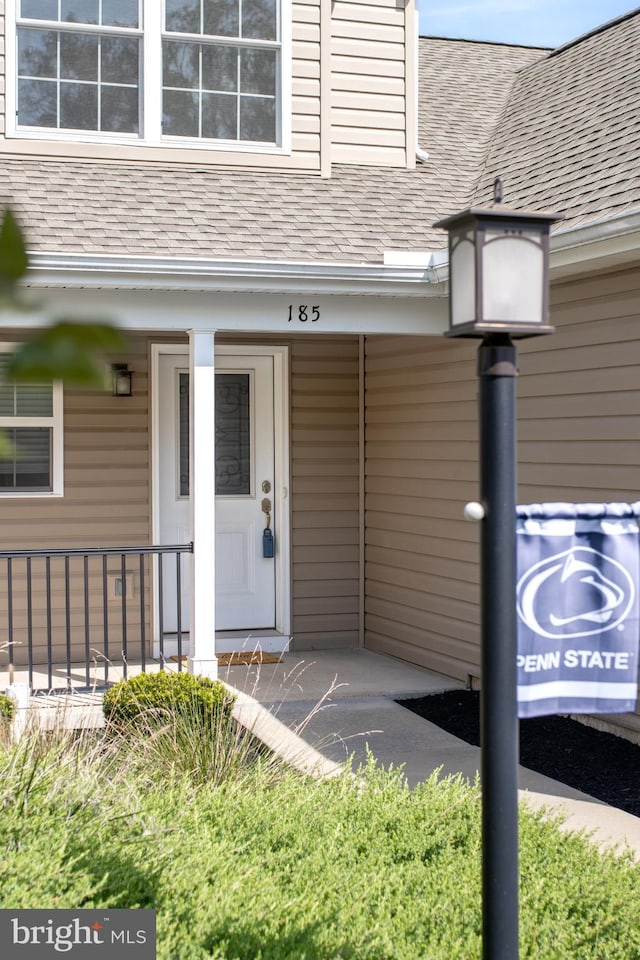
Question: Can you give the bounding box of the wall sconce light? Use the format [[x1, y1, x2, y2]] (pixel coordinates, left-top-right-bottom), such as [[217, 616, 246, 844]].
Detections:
[[111, 363, 133, 397]]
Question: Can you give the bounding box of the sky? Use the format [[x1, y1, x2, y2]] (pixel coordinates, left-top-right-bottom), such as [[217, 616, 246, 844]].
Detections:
[[417, 1, 637, 48]]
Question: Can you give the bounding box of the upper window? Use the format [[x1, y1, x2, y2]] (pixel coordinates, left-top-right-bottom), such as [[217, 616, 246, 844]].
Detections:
[[11, 1, 285, 148], [0, 351, 64, 497]]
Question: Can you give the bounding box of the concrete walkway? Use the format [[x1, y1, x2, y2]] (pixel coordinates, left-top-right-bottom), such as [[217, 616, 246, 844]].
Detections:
[[222, 649, 640, 860], [10, 648, 640, 859]]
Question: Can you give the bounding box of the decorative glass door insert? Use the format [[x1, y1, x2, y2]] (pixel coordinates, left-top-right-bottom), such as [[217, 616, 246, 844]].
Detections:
[[178, 371, 252, 498]]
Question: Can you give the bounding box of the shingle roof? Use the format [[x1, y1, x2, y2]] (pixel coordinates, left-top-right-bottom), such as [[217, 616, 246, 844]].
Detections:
[[473, 11, 640, 227], [0, 38, 538, 263], [417, 37, 544, 218], [3, 11, 637, 264], [0, 158, 469, 262]]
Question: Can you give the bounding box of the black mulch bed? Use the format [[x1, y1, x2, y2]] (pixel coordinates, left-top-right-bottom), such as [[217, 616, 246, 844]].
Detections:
[[397, 690, 640, 818]]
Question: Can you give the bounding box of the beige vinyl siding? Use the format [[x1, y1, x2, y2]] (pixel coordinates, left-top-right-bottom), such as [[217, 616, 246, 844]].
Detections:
[[0, 332, 361, 665], [364, 266, 640, 691], [518, 269, 640, 501], [290, 337, 360, 649], [330, 0, 410, 167], [0, 333, 151, 666], [0, 334, 150, 548], [364, 333, 480, 680], [292, 0, 322, 161], [519, 267, 640, 738]]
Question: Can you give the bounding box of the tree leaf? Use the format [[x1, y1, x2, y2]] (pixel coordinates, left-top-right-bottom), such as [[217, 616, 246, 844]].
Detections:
[[0, 209, 28, 298], [6, 320, 130, 388], [0, 431, 15, 459]]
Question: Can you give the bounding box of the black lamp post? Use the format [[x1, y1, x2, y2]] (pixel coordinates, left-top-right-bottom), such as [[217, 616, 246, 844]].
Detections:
[[435, 182, 561, 960]]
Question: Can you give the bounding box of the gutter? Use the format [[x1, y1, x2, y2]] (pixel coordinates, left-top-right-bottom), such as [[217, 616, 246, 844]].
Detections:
[[25, 251, 445, 298], [549, 209, 640, 278], [386, 209, 640, 286]]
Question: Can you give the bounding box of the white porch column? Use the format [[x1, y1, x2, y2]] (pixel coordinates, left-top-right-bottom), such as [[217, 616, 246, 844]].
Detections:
[[187, 330, 218, 679]]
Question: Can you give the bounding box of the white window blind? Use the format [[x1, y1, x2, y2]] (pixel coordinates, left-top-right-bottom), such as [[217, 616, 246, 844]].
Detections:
[[0, 353, 63, 496]]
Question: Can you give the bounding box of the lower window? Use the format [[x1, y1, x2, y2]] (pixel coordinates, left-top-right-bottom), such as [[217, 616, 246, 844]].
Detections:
[[0, 352, 63, 496]]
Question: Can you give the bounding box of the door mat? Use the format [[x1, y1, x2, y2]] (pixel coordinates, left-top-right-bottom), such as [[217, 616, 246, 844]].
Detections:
[[171, 652, 282, 666]]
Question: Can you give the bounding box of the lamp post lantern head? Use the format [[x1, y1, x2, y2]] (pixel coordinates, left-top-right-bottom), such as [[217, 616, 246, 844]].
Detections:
[[434, 187, 563, 339]]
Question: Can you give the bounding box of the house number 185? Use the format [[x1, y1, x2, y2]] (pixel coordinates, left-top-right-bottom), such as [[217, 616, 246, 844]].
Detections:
[[288, 305, 320, 323]]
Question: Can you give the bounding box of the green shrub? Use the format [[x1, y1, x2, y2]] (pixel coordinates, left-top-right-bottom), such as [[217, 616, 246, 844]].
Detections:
[[0, 692, 16, 726], [101, 671, 262, 787], [102, 670, 235, 731], [2, 749, 640, 959]]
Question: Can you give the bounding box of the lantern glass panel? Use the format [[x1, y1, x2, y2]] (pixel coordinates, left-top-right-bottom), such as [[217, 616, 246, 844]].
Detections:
[[450, 231, 476, 329], [482, 230, 543, 325]]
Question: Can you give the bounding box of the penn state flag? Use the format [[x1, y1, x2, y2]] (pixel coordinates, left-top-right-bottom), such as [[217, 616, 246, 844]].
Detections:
[[516, 503, 640, 718]]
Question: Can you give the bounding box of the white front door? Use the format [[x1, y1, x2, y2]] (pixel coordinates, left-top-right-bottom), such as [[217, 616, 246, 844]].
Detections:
[[158, 350, 276, 631]]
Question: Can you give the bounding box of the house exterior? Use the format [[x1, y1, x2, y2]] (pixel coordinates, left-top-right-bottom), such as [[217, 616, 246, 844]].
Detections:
[[0, 2, 639, 735]]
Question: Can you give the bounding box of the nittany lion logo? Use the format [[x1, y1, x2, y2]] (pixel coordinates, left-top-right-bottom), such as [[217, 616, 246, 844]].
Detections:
[[517, 546, 635, 639]]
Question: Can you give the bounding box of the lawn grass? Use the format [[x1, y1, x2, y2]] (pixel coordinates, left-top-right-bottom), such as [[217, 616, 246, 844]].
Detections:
[[1, 714, 639, 959]]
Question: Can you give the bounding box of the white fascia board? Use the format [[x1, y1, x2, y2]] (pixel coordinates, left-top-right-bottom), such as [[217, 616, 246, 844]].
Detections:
[[25, 252, 446, 299], [13, 288, 449, 336]]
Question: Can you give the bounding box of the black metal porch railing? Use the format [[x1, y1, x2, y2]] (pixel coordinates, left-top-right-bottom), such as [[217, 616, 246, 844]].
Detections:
[[0, 544, 193, 693]]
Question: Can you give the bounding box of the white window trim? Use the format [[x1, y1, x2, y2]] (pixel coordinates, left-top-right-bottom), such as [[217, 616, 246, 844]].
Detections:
[[5, 0, 292, 155], [0, 344, 64, 498]]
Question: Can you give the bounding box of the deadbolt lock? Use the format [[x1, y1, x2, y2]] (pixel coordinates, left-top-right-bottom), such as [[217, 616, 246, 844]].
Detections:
[[261, 480, 272, 494]]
